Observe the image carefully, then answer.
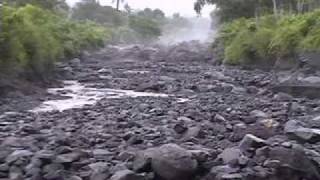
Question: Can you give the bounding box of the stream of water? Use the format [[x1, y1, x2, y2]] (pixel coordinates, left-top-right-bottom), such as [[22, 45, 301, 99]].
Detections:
[[31, 80, 187, 113]]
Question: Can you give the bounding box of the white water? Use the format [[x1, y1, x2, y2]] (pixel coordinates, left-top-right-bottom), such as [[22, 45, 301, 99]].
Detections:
[[31, 81, 178, 113]]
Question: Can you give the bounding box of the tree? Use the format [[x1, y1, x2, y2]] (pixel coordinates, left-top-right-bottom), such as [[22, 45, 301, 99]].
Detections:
[[194, 0, 320, 22], [194, 0, 269, 22], [129, 15, 162, 42], [124, 3, 132, 14], [112, 0, 124, 11], [5, 0, 69, 11], [72, 0, 126, 26], [137, 8, 166, 20]]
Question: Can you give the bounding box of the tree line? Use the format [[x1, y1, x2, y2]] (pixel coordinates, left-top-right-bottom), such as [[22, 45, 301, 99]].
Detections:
[[196, 0, 320, 67]]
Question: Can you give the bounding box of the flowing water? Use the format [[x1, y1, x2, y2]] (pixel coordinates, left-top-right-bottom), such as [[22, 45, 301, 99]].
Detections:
[[31, 80, 186, 113]]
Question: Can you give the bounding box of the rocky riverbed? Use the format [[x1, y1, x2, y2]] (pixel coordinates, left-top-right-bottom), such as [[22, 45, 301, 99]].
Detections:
[[1, 41, 320, 180]]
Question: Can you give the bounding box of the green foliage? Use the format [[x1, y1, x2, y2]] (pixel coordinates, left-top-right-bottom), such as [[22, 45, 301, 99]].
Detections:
[[194, 0, 273, 22], [221, 10, 320, 65], [5, 0, 69, 11], [195, 0, 320, 22], [0, 5, 108, 78], [129, 15, 162, 43], [72, 0, 127, 27]]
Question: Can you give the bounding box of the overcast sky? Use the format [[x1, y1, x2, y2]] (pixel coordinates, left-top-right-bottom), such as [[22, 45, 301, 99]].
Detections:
[[66, 0, 214, 17]]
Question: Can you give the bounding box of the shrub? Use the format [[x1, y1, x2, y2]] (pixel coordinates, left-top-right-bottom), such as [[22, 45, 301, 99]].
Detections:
[[0, 5, 109, 78], [129, 15, 162, 43], [220, 10, 320, 65]]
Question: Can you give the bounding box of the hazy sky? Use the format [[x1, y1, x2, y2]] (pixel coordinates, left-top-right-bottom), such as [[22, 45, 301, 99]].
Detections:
[[66, 0, 213, 17]]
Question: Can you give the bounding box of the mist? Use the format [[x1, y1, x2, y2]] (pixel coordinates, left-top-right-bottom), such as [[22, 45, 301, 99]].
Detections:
[[159, 17, 216, 45]]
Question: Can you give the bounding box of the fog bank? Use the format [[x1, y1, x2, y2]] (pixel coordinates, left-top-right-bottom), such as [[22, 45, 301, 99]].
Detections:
[[159, 17, 216, 45]]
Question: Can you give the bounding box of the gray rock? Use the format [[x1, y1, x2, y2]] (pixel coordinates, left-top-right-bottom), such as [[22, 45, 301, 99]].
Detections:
[[90, 172, 110, 180], [250, 110, 269, 119], [221, 173, 243, 180], [182, 126, 204, 140], [88, 162, 109, 172], [229, 123, 247, 142], [273, 92, 293, 101], [69, 176, 83, 180], [301, 76, 320, 84], [263, 159, 281, 168], [43, 163, 64, 175], [6, 150, 33, 164], [189, 149, 211, 163], [0, 164, 9, 172], [93, 149, 113, 157], [159, 76, 176, 82], [136, 144, 198, 180], [219, 148, 241, 165], [70, 58, 81, 66], [204, 165, 239, 180], [239, 134, 266, 153], [133, 149, 153, 173], [110, 170, 144, 180], [55, 152, 82, 164], [35, 150, 55, 160], [214, 114, 227, 123], [269, 146, 320, 179], [285, 120, 320, 143], [173, 122, 188, 134]]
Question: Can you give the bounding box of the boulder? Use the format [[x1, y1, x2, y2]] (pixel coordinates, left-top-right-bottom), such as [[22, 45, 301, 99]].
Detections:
[[285, 120, 320, 143], [269, 146, 320, 179], [134, 144, 198, 180]]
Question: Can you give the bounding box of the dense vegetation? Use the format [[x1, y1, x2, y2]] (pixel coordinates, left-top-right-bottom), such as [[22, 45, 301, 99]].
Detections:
[[71, 1, 164, 44], [196, 0, 320, 66], [0, 1, 109, 79], [0, 0, 169, 79]]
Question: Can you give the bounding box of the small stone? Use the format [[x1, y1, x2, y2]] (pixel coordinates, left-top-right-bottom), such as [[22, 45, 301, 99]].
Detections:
[[55, 153, 82, 164], [189, 149, 211, 163], [281, 142, 292, 148], [69, 176, 82, 180], [88, 162, 109, 172], [110, 170, 144, 180], [239, 134, 266, 153], [214, 114, 226, 122], [263, 160, 280, 168], [238, 155, 249, 166], [6, 150, 33, 164], [20, 124, 39, 134], [0, 164, 9, 172], [118, 151, 135, 161], [93, 149, 113, 157], [205, 165, 239, 180], [90, 172, 110, 180], [127, 135, 144, 145], [35, 150, 55, 161], [173, 123, 188, 134], [9, 166, 23, 180], [219, 148, 241, 165], [221, 173, 243, 180], [182, 126, 204, 140], [250, 110, 269, 119]]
